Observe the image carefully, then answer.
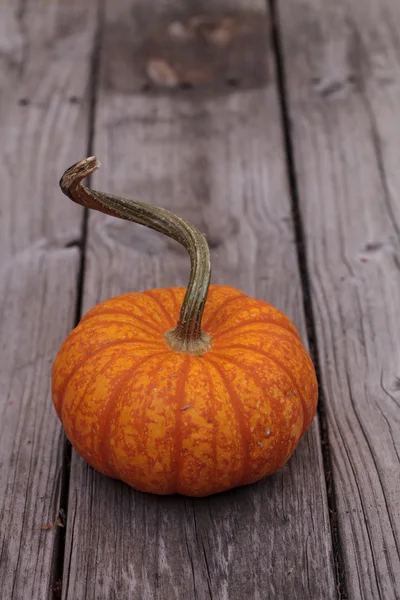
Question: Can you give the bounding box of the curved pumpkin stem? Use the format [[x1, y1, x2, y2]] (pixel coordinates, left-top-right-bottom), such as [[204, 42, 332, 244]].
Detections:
[[60, 157, 212, 354]]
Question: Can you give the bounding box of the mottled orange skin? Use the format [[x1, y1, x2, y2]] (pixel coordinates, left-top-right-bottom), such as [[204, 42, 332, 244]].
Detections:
[[52, 285, 318, 497]]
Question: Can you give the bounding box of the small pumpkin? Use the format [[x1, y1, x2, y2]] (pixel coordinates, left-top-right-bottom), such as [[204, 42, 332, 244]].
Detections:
[[52, 157, 318, 497]]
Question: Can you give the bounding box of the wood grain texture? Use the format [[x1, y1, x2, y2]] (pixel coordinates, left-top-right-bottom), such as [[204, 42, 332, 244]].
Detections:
[[0, 248, 79, 600], [0, 1, 98, 597], [277, 1, 400, 598], [0, 0, 97, 258], [63, 1, 336, 598]]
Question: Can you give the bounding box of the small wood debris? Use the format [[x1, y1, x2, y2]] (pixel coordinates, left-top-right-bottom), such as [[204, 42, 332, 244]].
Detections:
[[181, 404, 192, 411], [192, 16, 236, 48], [41, 510, 65, 531], [169, 15, 238, 47], [265, 429, 271, 437], [55, 518, 65, 528], [53, 579, 62, 598], [168, 21, 194, 41], [147, 59, 180, 88]]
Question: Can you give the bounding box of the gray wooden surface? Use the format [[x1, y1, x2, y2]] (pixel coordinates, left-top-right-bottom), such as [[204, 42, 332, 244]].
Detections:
[[278, 1, 400, 598], [0, 1, 97, 598], [0, 0, 399, 598]]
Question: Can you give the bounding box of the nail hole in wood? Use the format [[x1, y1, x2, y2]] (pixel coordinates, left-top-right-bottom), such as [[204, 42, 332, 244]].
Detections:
[[179, 81, 193, 90], [68, 96, 80, 104], [226, 77, 240, 87], [64, 239, 81, 249], [365, 241, 383, 252], [18, 98, 30, 106]]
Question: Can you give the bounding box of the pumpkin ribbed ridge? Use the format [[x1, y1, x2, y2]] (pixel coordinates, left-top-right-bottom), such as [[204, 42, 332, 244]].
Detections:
[[214, 344, 310, 433], [143, 289, 176, 327], [100, 353, 169, 482], [173, 357, 190, 494], [205, 358, 249, 486], [82, 311, 163, 333]]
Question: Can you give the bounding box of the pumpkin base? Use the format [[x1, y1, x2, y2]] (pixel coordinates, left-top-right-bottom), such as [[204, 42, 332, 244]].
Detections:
[[163, 328, 212, 355]]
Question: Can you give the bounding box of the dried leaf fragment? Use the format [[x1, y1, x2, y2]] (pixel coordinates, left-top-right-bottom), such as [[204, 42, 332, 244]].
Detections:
[[55, 518, 65, 528], [40, 516, 65, 531]]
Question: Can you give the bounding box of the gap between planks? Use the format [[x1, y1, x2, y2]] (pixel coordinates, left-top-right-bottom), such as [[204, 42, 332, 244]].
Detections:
[[268, 0, 348, 597], [276, 0, 400, 598], [0, 1, 98, 598], [53, 0, 105, 594]]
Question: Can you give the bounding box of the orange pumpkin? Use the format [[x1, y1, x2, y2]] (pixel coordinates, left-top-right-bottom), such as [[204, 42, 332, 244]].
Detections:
[[52, 157, 318, 497]]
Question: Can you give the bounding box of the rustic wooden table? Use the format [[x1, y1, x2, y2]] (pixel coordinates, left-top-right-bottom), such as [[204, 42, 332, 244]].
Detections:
[[1, 1, 399, 599]]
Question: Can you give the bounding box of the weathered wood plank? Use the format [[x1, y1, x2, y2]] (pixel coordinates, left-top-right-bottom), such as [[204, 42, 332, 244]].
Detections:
[[63, 1, 336, 599], [277, 0, 400, 598], [0, 248, 79, 600], [0, 1, 98, 597], [0, 0, 96, 258]]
